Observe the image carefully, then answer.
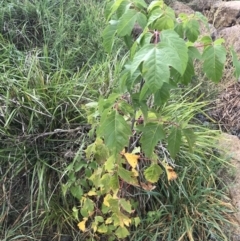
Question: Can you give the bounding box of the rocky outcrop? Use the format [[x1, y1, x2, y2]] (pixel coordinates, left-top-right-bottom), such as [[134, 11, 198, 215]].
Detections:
[[188, 0, 220, 11], [170, 1, 194, 15], [207, 1, 240, 29], [217, 25, 240, 55]]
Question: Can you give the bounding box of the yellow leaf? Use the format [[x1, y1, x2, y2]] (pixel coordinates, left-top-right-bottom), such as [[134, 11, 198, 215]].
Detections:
[[103, 194, 112, 207], [87, 190, 97, 196], [77, 217, 88, 232], [164, 163, 178, 181], [123, 216, 131, 227], [92, 222, 97, 232], [123, 153, 139, 168], [105, 217, 113, 224], [132, 168, 139, 177]]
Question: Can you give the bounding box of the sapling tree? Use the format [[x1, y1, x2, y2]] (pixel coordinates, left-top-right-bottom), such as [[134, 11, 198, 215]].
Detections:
[[68, 0, 240, 239]]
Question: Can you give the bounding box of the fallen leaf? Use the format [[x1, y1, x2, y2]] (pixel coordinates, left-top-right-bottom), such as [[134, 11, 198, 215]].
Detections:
[[78, 217, 88, 232], [165, 164, 177, 181], [140, 182, 156, 191]]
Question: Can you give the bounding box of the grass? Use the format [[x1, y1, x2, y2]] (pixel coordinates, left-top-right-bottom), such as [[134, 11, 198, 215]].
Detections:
[[0, 0, 238, 240]]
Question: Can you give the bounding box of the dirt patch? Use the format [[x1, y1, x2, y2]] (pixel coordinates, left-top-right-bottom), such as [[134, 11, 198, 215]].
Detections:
[[219, 133, 240, 240], [211, 82, 240, 137]]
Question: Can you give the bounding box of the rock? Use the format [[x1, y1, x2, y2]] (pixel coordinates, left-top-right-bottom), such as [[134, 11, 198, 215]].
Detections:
[[208, 1, 240, 29], [216, 25, 240, 56], [170, 1, 194, 15], [188, 0, 221, 11]]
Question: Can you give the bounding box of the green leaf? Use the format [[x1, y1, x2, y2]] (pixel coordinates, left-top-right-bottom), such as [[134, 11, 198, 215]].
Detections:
[[214, 38, 225, 45], [85, 138, 109, 164], [95, 216, 104, 223], [97, 224, 108, 233], [161, 30, 188, 74], [139, 83, 152, 101], [136, 12, 147, 29], [134, 217, 141, 227], [115, 226, 130, 238], [131, 43, 184, 91], [89, 168, 103, 188], [135, 0, 148, 9], [154, 82, 171, 106], [183, 128, 196, 152], [230, 46, 240, 79], [81, 198, 94, 217], [103, 20, 118, 54], [107, 0, 125, 20], [195, 11, 208, 27], [116, 0, 129, 18], [200, 36, 212, 46], [97, 110, 131, 155], [139, 123, 165, 157], [109, 173, 120, 192], [105, 1, 113, 19], [188, 46, 202, 60], [202, 45, 226, 82], [174, 23, 184, 38], [70, 186, 83, 200], [142, 45, 170, 90], [72, 206, 79, 221], [167, 127, 182, 158], [105, 155, 115, 172], [148, 8, 163, 26], [98, 93, 119, 114], [118, 166, 139, 186], [153, 7, 175, 30], [120, 199, 132, 213], [118, 101, 134, 116], [148, 0, 164, 12], [180, 58, 195, 85], [108, 198, 120, 214], [100, 173, 112, 192], [144, 163, 163, 183], [185, 19, 200, 42], [117, 9, 138, 36]]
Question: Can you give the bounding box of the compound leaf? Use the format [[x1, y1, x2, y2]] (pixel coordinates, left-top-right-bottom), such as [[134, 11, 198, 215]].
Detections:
[[167, 127, 182, 158], [139, 122, 165, 157], [185, 19, 200, 42], [183, 128, 196, 152], [97, 110, 131, 155], [103, 20, 118, 53], [131, 43, 184, 91], [117, 9, 138, 36], [153, 7, 175, 30], [161, 30, 188, 74], [202, 44, 226, 82]]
